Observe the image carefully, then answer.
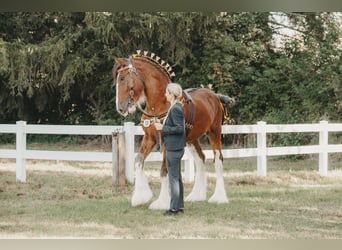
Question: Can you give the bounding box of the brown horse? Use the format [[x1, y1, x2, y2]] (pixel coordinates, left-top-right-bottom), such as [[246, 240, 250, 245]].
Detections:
[[113, 51, 234, 209]]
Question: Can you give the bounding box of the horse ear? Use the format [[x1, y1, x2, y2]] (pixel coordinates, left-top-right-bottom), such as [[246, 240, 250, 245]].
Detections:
[[115, 58, 127, 66]]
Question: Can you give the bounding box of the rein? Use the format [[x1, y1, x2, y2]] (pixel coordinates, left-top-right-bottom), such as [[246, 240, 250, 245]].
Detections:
[[136, 104, 168, 119]]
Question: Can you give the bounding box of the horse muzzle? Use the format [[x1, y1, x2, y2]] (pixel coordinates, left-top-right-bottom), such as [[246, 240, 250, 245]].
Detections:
[[117, 101, 137, 117], [128, 105, 136, 114]]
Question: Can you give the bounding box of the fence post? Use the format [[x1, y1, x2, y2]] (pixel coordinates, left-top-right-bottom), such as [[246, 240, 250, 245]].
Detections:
[[112, 131, 119, 186], [124, 122, 135, 184], [184, 147, 194, 182], [112, 130, 126, 186], [16, 121, 26, 182], [118, 131, 127, 186], [257, 121, 267, 176], [319, 120, 328, 176]]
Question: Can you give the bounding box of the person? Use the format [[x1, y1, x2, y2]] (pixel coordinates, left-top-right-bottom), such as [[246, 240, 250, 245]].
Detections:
[[154, 83, 186, 216]]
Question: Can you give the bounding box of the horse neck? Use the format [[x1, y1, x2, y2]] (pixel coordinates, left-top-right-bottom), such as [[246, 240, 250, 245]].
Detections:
[[135, 61, 170, 115], [143, 77, 170, 114]]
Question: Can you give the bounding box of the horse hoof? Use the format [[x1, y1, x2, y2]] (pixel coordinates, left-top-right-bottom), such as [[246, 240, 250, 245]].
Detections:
[[185, 193, 206, 202], [131, 191, 153, 207], [149, 199, 170, 210], [208, 196, 229, 204]]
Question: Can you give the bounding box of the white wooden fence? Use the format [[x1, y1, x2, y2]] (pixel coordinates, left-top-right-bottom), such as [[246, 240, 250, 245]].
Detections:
[[0, 120, 341, 183]]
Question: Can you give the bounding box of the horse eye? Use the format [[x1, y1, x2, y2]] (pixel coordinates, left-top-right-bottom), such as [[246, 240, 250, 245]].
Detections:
[[119, 76, 125, 82]]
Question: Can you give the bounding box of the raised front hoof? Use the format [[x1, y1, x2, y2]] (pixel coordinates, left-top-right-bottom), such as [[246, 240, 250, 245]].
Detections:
[[149, 198, 170, 210], [131, 190, 153, 207], [208, 195, 229, 204]]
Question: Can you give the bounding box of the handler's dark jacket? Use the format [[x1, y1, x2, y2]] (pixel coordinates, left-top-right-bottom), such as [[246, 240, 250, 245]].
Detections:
[[162, 102, 186, 151]]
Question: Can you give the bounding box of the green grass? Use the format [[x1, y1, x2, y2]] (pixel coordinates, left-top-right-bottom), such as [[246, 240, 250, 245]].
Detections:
[[1, 132, 341, 238], [0, 163, 341, 238]]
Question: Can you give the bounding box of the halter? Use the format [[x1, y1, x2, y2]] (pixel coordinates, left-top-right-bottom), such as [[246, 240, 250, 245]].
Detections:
[[116, 56, 168, 119]]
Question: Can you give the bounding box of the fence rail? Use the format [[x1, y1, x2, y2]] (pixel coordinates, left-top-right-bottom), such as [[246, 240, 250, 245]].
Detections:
[[1, 120, 341, 183]]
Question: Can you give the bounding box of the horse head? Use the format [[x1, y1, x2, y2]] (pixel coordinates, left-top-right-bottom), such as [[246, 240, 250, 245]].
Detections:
[[113, 57, 146, 116], [113, 51, 175, 118]]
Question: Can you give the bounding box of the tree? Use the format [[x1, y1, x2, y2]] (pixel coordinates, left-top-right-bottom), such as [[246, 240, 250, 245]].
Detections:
[[0, 12, 341, 128], [274, 12, 342, 122]]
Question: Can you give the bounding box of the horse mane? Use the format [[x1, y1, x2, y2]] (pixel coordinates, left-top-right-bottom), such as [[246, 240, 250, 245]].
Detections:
[[112, 61, 121, 81], [131, 50, 175, 80]]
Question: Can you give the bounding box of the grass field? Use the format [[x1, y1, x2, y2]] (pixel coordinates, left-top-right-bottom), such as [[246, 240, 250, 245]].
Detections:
[[0, 155, 341, 239]]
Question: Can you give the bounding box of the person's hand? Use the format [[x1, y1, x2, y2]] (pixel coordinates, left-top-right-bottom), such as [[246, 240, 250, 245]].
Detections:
[[154, 121, 163, 131]]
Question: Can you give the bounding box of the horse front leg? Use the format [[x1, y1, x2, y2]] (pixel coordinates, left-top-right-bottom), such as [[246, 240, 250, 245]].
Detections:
[[149, 146, 170, 210], [131, 133, 155, 207]]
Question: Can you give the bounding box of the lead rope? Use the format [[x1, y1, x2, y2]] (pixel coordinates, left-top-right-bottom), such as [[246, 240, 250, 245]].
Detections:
[[154, 116, 163, 152]]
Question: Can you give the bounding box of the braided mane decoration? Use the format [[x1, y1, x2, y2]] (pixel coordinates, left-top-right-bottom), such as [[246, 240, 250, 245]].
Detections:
[[132, 50, 176, 79]]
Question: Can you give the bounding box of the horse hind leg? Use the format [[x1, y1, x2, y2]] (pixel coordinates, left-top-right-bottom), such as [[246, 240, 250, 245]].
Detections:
[[208, 149, 229, 203], [185, 141, 207, 202], [208, 132, 229, 203]]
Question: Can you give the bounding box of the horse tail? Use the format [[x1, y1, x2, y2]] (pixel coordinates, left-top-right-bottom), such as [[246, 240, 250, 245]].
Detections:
[[217, 93, 234, 105], [216, 93, 235, 124]]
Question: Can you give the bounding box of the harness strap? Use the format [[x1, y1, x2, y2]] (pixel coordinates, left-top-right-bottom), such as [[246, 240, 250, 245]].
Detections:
[[183, 89, 196, 135], [136, 104, 168, 119]]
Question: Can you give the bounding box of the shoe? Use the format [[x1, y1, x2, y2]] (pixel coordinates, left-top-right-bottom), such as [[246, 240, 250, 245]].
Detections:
[[163, 209, 178, 216], [178, 208, 184, 213]]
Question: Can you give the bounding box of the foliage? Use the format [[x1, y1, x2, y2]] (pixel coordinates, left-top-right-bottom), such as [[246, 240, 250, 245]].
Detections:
[[0, 12, 341, 129]]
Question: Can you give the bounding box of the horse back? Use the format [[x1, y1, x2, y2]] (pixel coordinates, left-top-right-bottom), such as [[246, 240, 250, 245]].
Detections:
[[183, 88, 223, 137]]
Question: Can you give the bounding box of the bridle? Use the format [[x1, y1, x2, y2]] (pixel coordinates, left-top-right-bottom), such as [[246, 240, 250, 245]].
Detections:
[[116, 56, 168, 119], [116, 57, 143, 110]]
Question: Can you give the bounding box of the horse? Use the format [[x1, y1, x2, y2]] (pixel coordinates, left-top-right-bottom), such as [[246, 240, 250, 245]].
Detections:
[[113, 50, 235, 209]]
